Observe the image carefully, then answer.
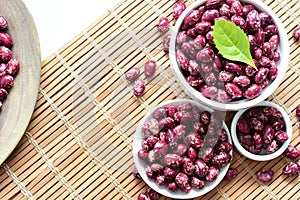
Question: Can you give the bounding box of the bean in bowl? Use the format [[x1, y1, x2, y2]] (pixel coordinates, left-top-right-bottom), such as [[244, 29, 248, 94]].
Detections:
[[133, 99, 232, 199], [231, 101, 292, 161], [170, 0, 289, 110]]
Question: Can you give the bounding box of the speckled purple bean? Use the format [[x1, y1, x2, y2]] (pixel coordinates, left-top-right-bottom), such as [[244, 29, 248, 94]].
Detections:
[[293, 27, 300, 39], [195, 21, 211, 34], [184, 10, 201, 26], [231, 15, 247, 30], [193, 35, 206, 49], [219, 4, 231, 17], [224, 62, 242, 73], [201, 9, 219, 22], [247, 10, 261, 32], [206, 0, 223, 9], [225, 82, 242, 99], [254, 68, 269, 84], [233, 75, 250, 87], [256, 169, 274, 182], [173, 1, 187, 20], [242, 4, 255, 17], [197, 47, 214, 63], [264, 24, 279, 37], [244, 84, 262, 100], [176, 49, 189, 70], [177, 31, 187, 45], [231, 1, 243, 16]]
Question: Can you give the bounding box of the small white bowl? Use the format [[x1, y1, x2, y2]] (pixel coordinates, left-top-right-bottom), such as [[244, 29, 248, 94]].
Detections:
[[169, 0, 290, 111], [132, 99, 232, 199], [231, 101, 292, 161]]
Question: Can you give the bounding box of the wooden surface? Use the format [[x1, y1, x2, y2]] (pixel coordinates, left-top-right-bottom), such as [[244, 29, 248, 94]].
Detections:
[[0, 0, 41, 165], [0, 0, 299, 199]]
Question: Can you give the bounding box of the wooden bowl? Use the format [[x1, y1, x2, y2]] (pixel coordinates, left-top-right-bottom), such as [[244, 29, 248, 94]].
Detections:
[[0, 0, 41, 165]]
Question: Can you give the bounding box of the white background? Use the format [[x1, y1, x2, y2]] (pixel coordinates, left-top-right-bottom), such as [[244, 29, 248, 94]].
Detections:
[[23, 0, 120, 60]]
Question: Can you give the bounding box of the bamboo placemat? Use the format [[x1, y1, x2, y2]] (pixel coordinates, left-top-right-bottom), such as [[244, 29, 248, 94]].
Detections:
[[0, 0, 299, 199]]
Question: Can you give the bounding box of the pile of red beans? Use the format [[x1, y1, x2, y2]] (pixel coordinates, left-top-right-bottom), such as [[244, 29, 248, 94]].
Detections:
[[137, 102, 232, 194], [0, 14, 20, 110], [174, 0, 280, 103]]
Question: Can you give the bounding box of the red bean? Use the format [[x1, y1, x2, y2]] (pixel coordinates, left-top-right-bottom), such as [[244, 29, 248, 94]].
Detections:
[[201, 9, 219, 23], [237, 119, 250, 133], [256, 169, 274, 182], [193, 35, 206, 49], [195, 21, 212, 34], [133, 79, 145, 96], [244, 65, 256, 77], [264, 24, 278, 38], [205, 72, 217, 86], [283, 145, 300, 160], [196, 47, 214, 62], [206, 31, 214, 45], [253, 47, 263, 60], [225, 82, 242, 99], [233, 75, 250, 87], [274, 130, 288, 142], [176, 49, 189, 70], [224, 62, 242, 73], [266, 140, 279, 154], [254, 67, 269, 84], [206, 166, 219, 181], [282, 162, 300, 176], [0, 32, 12, 48], [201, 86, 218, 98], [230, 1, 243, 16], [0, 46, 12, 63], [175, 172, 189, 188], [125, 67, 140, 82], [231, 15, 247, 30], [0, 88, 8, 100], [6, 58, 19, 76], [177, 31, 187, 45], [226, 168, 239, 180], [268, 62, 278, 81], [259, 12, 273, 27], [138, 193, 151, 200], [248, 35, 257, 52], [173, 2, 187, 20], [211, 152, 232, 168], [0, 15, 8, 30], [219, 4, 231, 17], [206, 0, 223, 9], [296, 105, 300, 117], [0, 74, 13, 89], [217, 89, 232, 103], [184, 10, 201, 26], [191, 177, 205, 189], [242, 4, 255, 17], [244, 84, 262, 100], [157, 17, 169, 32], [255, 27, 266, 47], [187, 28, 198, 39], [263, 125, 275, 144], [293, 27, 300, 39], [246, 10, 261, 32]]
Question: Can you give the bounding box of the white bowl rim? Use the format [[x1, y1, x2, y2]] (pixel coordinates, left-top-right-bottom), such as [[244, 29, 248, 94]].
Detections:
[[132, 99, 232, 199], [169, 0, 290, 111], [230, 101, 292, 161]]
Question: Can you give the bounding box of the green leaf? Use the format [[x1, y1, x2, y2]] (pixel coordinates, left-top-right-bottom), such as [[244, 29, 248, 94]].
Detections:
[[212, 20, 257, 70]]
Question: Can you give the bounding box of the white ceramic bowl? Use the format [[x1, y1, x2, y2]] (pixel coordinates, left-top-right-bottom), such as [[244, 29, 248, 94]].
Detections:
[[169, 0, 290, 111], [132, 99, 232, 199], [231, 101, 292, 161]]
